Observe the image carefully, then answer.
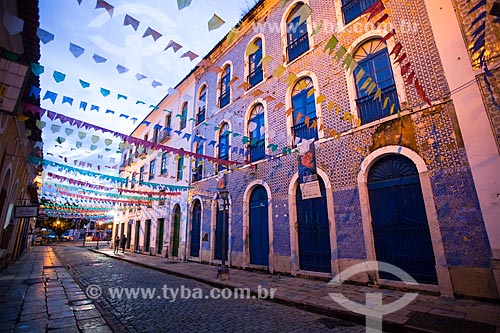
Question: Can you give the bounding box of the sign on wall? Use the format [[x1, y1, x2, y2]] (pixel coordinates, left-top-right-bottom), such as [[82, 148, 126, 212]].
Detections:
[[298, 140, 322, 200], [14, 205, 39, 218]]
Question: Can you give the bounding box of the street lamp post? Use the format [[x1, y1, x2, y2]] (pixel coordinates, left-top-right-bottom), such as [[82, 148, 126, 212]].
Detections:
[[217, 190, 230, 280], [95, 221, 103, 249]]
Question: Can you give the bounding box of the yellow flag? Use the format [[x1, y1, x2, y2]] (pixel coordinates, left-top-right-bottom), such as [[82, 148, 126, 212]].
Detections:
[[343, 111, 350, 121], [258, 55, 273, 68], [226, 28, 241, 45], [366, 82, 377, 95], [324, 35, 338, 55], [316, 95, 326, 104], [390, 104, 395, 115], [245, 42, 259, 57], [208, 14, 225, 31], [383, 97, 389, 109], [307, 88, 316, 98], [335, 105, 341, 114], [328, 101, 335, 111], [274, 64, 286, 78], [334, 46, 346, 62], [355, 68, 365, 83], [360, 78, 372, 90], [373, 88, 382, 102], [311, 20, 323, 36], [285, 73, 298, 86]]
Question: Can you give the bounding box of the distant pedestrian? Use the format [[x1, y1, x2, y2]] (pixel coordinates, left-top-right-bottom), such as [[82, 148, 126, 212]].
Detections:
[[113, 236, 120, 254], [120, 235, 127, 253]]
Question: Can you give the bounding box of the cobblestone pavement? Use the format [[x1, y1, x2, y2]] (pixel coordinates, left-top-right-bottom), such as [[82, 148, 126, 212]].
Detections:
[[54, 246, 365, 333]]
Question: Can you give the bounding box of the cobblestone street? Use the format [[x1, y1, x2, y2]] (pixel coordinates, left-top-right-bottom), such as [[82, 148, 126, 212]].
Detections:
[[55, 246, 364, 333]]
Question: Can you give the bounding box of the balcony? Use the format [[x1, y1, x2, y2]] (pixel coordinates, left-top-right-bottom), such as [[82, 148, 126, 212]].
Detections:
[[158, 130, 171, 143], [356, 85, 399, 125], [249, 140, 266, 163], [219, 91, 230, 108], [192, 166, 203, 182], [292, 117, 318, 142], [196, 107, 206, 125], [342, 0, 377, 25], [247, 67, 263, 88], [287, 33, 309, 62]]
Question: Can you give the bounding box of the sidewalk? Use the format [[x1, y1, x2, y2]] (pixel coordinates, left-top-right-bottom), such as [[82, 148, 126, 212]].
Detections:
[[93, 248, 500, 333], [0, 246, 112, 333]]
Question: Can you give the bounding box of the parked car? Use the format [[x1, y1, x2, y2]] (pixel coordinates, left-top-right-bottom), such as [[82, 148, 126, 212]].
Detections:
[[61, 230, 74, 241]]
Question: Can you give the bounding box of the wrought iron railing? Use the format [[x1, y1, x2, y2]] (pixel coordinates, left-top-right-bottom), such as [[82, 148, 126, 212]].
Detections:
[[219, 91, 230, 108], [287, 33, 309, 62], [249, 140, 266, 162], [247, 67, 263, 88], [356, 85, 399, 125], [158, 130, 171, 143], [292, 117, 318, 142], [196, 106, 206, 125]]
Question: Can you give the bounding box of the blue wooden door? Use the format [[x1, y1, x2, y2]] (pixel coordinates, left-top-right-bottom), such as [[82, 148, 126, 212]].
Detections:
[[214, 205, 229, 261], [368, 155, 437, 284], [296, 178, 331, 273], [190, 200, 201, 257], [172, 205, 181, 257], [249, 186, 269, 266]]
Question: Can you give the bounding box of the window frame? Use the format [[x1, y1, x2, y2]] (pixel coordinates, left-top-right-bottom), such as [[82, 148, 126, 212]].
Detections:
[[247, 38, 264, 88], [176, 156, 184, 181], [284, 2, 311, 63], [196, 85, 207, 126], [217, 122, 230, 172], [179, 102, 188, 130], [290, 77, 318, 144], [218, 65, 231, 108], [161, 153, 168, 175], [149, 159, 156, 180], [248, 103, 266, 162]]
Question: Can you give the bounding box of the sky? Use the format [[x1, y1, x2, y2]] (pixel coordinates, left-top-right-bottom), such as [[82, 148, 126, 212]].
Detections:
[[35, 0, 256, 207], [37, 0, 255, 178]]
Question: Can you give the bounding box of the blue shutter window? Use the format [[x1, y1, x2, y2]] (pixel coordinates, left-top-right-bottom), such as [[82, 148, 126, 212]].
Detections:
[[286, 4, 310, 62], [248, 103, 266, 162], [353, 39, 399, 124], [248, 38, 263, 87], [291, 77, 318, 143]]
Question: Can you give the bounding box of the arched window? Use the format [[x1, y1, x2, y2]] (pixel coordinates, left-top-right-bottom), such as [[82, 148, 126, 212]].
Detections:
[[161, 152, 168, 175], [353, 39, 399, 124], [219, 65, 231, 108], [180, 102, 188, 130], [248, 38, 263, 87], [286, 3, 310, 62], [248, 103, 265, 162], [192, 142, 204, 182], [196, 85, 207, 125], [218, 123, 230, 171], [342, 0, 377, 25], [291, 77, 317, 143]]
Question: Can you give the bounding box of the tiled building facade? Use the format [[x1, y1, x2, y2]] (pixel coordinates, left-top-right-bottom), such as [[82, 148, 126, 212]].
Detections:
[[123, 0, 500, 299]]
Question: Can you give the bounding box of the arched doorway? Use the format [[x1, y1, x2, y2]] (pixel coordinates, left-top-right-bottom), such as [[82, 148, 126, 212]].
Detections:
[[296, 177, 331, 273], [171, 205, 181, 257], [249, 186, 269, 266], [367, 154, 437, 284], [190, 200, 202, 257]]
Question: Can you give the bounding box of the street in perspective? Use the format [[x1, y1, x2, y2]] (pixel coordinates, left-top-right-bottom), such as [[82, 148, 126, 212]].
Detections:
[[1, 0, 500, 332]]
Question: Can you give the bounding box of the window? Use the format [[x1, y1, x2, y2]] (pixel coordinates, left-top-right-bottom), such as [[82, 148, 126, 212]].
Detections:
[[197, 86, 207, 125], [149, 159, 156, 180], [176, 156, 184, 180], [165, 114, 172, 128], [153, 126, 159, 143], [342, 0, 377, 25], [131, 174, 136, 189], [219, 65, 231, 108], [353, 39, 399, 124], [161, 153, 168, 175], [180, 103, 188, 130], [286, 4, 310, 62], [139, 166, 145, 183], [291, 77, 318, 143], [218, 123, 230, 172], [192, 142, 204, 182], [248, 38, 263, 88], [248, 104, 266, 162]]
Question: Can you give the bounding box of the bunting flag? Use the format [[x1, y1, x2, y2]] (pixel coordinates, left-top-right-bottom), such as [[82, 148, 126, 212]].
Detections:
[[95, 0, 114, 17], [93, 54, 107, 63], [177, 0, 192, 10], [3, 12, 24, 35], [123, 14, 140, 31], [37, 28, 54, 44], [181, 51, 198, 61], [363, 0, 385, 21], [165, 40, 183, 53], [69, 43, 85, 58], [43, 91, 57, 104], [143, 27, 162, 41], [116, 64, 129, 74], [208, 14, 225, 31]]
